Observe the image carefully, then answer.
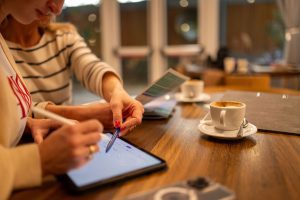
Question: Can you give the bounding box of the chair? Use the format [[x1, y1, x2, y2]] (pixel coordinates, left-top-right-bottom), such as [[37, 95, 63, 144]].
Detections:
[[225, 74, 271, 91]]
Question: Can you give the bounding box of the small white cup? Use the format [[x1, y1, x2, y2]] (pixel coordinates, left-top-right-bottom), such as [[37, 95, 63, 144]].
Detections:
[[181, 80, 204, 98], [237, 58, 249, 74], [208, 101, 246, 131], [224, 57, 236, 74]]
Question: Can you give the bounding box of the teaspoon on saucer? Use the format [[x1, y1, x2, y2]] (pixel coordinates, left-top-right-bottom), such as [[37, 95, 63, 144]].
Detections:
[[237, 118, 249, 138]]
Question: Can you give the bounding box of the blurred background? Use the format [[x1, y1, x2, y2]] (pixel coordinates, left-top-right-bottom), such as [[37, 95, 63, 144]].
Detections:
[[56, 0, 300, 103]]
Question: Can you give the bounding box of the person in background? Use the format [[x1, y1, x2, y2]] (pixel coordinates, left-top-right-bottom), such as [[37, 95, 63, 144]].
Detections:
[[0, 15, 144, 140]]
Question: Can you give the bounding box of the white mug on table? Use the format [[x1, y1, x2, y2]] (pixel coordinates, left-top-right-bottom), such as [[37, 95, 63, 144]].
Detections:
[[181, 80, 204, 98], [202, 101, 246, 131]]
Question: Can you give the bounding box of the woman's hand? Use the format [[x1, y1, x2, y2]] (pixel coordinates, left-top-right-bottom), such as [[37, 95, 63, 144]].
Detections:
[[102, 73, 144, 135], [27, 117, 63, 144], [109, 87, 144, 136], [38, 120, 103, 176]]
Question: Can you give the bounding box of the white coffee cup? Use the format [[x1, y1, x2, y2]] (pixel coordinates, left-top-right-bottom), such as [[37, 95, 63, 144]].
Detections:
[[208, 101, 246, 131], [181, 80, 204, 98]]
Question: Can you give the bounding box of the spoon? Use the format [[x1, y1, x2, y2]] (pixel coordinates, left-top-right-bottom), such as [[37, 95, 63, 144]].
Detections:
[[237, 118, 249, 138]]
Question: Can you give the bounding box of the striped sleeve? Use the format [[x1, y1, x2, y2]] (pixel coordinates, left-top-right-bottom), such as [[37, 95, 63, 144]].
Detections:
[[66, 31, 121, 97]]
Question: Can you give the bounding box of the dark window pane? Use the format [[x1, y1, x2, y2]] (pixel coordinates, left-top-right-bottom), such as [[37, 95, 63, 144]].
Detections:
[[122, 58, 148, 94], [168, 57, 180, 68], [120, 1, 148, 46], [220, 0, 284, 63], [57, 4, 101, 57], [167, 0, 198, 45]]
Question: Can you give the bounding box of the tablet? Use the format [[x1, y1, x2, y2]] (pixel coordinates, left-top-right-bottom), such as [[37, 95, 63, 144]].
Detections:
[[58, 133, 167, 193]]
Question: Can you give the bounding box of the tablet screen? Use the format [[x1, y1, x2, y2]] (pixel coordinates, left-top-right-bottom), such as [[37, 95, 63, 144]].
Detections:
[[65, 133, 166, 189]]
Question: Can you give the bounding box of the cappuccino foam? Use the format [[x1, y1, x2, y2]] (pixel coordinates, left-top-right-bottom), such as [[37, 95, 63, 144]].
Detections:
[[211, 101, 244, 108]]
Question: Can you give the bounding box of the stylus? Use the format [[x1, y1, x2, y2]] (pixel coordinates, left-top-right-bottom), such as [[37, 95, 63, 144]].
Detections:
[[105, 127, 120, 153], [32, 107, 76, 125], [31, 107, 106, 136]]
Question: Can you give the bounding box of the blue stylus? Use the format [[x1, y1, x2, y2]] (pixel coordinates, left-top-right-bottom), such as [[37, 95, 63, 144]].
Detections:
[[105, 127, 121, 153]]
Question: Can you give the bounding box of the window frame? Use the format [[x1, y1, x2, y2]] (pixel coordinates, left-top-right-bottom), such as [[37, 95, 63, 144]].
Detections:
[[100, 0, 220, 84]]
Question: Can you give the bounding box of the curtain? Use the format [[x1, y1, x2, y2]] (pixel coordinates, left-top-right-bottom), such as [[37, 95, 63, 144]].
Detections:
[[277, 0, 300, 67]]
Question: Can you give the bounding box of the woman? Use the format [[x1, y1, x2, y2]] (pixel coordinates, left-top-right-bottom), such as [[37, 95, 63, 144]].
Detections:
[[1, 0, 105, 198], [0, 16, 144, 136]]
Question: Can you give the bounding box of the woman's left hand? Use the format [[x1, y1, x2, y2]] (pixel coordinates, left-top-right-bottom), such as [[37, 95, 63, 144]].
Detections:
[[26, 117, 63, 144], [109, 87, 144, 136]]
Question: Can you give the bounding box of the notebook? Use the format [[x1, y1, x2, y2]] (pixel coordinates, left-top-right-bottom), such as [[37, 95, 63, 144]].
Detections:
[[136, 68, 189, 105], [136, 68, 189, 119], [221, 91, 300, 135]]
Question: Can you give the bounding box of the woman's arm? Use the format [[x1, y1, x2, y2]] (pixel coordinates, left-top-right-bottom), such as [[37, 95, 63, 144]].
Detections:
[[66, 30, 120, 98], [45, 103, 114, 129], [101, 72, 123, 101], [101, 72, 144, 135], [66, 30, 144, 134], [0, 144, 42, 200]]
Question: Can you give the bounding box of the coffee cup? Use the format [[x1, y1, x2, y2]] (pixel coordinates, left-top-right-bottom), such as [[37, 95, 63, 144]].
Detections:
[[208, 101, 246, 131], [181, 80, 204, 98]]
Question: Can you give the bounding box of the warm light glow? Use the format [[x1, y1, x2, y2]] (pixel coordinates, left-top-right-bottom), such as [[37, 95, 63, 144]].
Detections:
[[179, 0, 189, 8], [247, 0, 255, 3], [181, 23, 190, 32], [64, 0, 99, 7], [88, 14, 97, 22], [164, 95, 171, 100], [118, 0, 146, 3], [285, 32, 291, 41], [64, 0, 146, 7], [88, 38, 96, 46]]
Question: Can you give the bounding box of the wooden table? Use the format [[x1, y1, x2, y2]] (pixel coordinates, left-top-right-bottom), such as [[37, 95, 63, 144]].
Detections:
[[10, 88, 300, 200]]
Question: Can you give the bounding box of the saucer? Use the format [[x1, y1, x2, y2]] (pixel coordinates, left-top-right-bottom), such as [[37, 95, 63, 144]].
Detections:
[[198, 122, 257, 140], [175, 92, 211, 103]]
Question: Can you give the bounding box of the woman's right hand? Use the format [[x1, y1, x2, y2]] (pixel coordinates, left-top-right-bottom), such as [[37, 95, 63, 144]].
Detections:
[[38, 119, 103, 176]]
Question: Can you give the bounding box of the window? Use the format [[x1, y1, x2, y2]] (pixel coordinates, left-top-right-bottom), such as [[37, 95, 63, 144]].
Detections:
[[57, 1, 101, 57], [220, 0, 284, 64], [120, 1, 148, 46], [118, 1, 149, 92], [58, 0, 217, 94], [167, 0, 198, 45]]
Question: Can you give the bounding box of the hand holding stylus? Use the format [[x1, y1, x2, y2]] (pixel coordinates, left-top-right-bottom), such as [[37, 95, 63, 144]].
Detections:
[[31, 107, 104, 176]]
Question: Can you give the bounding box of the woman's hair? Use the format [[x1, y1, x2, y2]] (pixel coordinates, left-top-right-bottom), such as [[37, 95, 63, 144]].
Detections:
[[39, 15, 77, 33]]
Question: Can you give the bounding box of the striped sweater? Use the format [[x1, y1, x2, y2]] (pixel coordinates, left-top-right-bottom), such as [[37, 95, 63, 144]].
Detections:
[[6, 27, 119, 118]]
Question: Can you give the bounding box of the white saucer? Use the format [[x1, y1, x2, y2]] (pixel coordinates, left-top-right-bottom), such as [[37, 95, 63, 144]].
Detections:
[[175, 92, 211, 103], [198, 122, 257, 140]]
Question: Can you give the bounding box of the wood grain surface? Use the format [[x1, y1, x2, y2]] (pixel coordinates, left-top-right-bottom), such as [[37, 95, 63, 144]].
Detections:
[[10, 88, 300, 200]]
